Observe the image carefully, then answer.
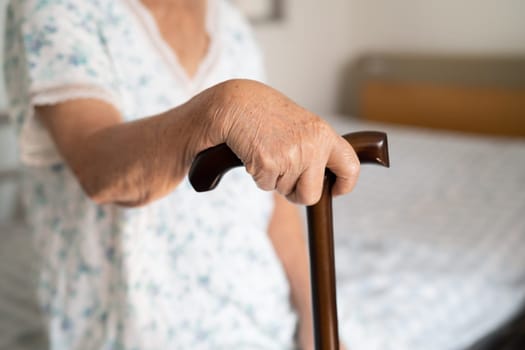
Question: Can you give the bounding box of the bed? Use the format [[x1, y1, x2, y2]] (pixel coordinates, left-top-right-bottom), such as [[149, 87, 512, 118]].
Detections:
[[0, 55, 524, 350], [328, 115, 525, 350], [332, 54, 525, 350]]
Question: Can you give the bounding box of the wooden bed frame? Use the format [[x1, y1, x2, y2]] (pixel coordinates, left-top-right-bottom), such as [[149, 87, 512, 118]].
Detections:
[[340, 54, 525, 137]]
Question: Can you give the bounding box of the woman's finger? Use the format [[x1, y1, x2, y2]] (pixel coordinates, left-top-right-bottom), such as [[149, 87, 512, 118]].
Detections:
[[275, 172, 297, 197], [275, 157, 305, 197], [326, 137, 360, 196], [245, 151, 281, 191], [286, 163, 326, 205], [251, 168, 280, 191]]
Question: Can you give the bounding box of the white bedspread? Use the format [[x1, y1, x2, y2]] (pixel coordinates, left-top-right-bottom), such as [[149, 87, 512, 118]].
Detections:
[[325, 115, 525, 350]]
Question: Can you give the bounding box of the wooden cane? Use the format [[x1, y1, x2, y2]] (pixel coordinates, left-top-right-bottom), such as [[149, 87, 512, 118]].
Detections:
[[189, 131, 389, 350]]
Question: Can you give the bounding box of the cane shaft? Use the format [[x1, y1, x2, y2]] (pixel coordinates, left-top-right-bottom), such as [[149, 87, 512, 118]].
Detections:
[[307, 175, 339, 350]]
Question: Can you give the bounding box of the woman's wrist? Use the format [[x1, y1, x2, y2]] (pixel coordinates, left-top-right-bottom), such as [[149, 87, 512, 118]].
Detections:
[[195, 79, 268, 146], [196, 79, 248, 144], [175, 81, 237, 161]]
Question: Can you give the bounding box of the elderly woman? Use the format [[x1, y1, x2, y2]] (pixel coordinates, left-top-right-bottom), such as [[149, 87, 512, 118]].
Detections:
[[4, 0, 358, 349]]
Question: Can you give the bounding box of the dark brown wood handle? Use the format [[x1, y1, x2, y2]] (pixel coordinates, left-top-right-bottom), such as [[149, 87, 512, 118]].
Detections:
[[189, 143, 241, 192], [188, 131, 390, 350]]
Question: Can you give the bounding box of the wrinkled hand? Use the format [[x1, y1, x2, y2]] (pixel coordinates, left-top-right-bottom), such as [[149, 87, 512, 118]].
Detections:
[[202, 79, 360, 205]]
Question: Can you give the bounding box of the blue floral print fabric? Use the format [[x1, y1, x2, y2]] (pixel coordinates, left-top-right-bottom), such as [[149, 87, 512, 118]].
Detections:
[[4, 0, 297, 349]]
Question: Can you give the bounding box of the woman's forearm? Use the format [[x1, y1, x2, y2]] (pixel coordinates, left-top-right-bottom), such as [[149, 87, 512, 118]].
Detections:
[[37, 95, 219, 207], [75, 109, 205, 206]]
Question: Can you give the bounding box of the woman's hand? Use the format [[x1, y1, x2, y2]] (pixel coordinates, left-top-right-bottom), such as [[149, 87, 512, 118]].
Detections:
[[193, 79, 360, 205]]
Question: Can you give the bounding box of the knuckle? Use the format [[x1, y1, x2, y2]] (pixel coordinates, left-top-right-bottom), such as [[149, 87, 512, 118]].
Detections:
[[276, 178, 295, 197], [348, 159, 360, 177], [262, 156, 278, 173], [244, 160, 257, 177], [245, 151, 277, 176], [353, 163, 361, 177], [342, 147, 360, 175], [250, 165, 279, 192], [254, 174, 275, 191], [316, 119, 334, 137], [285, 143, 300, 162], [317, 119, 331, 134], [257, 182, 274, 192], [300, 141, 317, 159], [256, 151, 278, 172]]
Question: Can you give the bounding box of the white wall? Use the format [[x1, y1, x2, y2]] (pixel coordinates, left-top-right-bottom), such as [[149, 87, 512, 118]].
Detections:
[[254, 0, 525, 114], [254, 0, 354, 115]]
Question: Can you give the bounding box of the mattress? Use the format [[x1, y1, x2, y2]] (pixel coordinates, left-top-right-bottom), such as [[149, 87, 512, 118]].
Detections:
[[324, 115, 525, 350], [0, 115, 524, 350]]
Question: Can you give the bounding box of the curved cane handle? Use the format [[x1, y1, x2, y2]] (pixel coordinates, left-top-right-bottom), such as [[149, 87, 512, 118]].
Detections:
[[342, 131, 389, 167], [189, 143, 241, 192], [189, 131, 389, 192]]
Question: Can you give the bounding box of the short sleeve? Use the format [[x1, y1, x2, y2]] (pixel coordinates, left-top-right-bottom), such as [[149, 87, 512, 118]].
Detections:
[[4, 0, 121, 165]]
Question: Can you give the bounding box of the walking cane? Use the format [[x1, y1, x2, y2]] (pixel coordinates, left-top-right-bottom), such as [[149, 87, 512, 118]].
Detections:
[[189, 131, 390, 350]]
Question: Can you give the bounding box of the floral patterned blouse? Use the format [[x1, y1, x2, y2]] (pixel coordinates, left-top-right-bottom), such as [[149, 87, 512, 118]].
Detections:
[[4, 0, 297, 349]]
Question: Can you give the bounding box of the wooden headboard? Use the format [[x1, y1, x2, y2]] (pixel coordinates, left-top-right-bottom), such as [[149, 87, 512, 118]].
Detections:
[[340, 54, 525, 137]]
